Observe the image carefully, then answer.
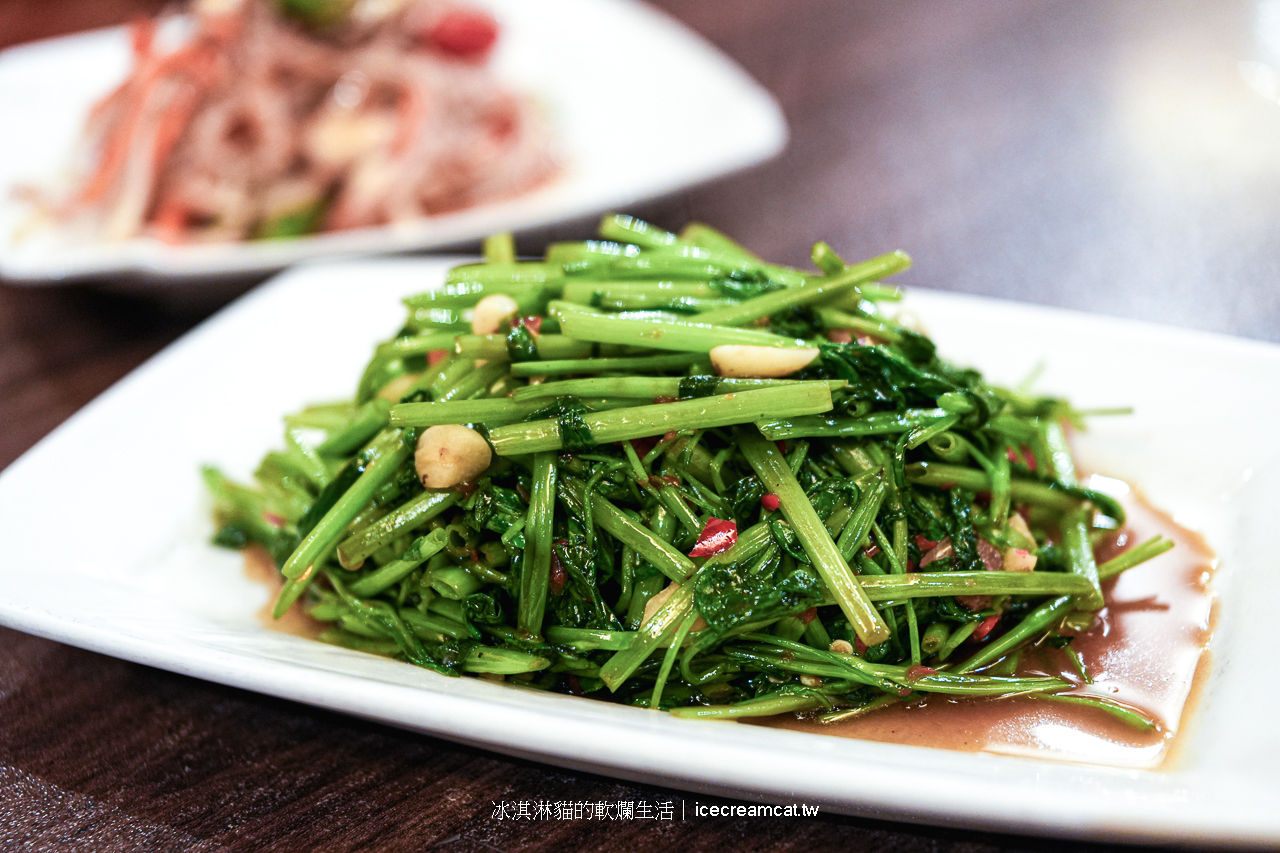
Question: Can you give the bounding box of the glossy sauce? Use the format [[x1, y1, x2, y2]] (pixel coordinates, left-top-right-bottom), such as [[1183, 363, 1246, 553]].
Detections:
[[245, 486, 1214, 769], [753, 488, 1216, 769], [244, 546, 327, 640]]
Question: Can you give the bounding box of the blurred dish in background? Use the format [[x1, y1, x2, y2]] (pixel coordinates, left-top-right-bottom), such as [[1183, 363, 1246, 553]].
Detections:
[[0, 0, 787, 284], [23, 0, 557, 245]]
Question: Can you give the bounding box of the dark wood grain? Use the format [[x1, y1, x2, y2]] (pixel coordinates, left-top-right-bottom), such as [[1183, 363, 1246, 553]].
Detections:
[[2, 1, 1277, 850]]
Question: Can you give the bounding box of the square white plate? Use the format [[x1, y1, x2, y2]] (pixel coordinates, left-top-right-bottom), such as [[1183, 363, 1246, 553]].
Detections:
[[1, 257, 1276, 846], [0, 0, 785, 284]]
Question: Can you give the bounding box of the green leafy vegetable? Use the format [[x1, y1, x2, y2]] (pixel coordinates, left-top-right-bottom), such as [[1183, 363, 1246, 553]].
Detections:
[[206, 213, 1171, 727]]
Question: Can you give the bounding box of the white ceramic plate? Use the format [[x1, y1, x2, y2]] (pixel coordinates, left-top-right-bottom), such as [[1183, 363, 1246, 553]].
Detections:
[[1, 257, 1276, 846], [0, 1, 786, 284]]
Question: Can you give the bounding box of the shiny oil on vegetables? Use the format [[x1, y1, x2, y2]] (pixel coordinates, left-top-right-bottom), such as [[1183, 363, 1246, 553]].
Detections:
[[205, 214, 1173, 727]]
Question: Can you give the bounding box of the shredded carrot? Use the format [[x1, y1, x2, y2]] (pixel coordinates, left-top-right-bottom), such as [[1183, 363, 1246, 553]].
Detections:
[[76, 41, 221, 207], [392, 86, 427, 156], [149, 84, 200, 182], [150, 198, 190, 244], [130, 15, 156, 60]]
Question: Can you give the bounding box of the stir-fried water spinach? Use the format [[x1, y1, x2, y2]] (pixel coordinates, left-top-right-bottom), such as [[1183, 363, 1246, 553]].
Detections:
[[206, 216, 1173, 727]]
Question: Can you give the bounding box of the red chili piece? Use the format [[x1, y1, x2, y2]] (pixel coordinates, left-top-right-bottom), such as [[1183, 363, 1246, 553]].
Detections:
[[652, 396, 678, 404], [906, 665, 938, 682], [798, 607, 817, 625], [972, 613, 1001, 641], [854, 637, 868, 655], [645, 474, 680, 490], [689, 517, 738, 557], [426, 9, 499, 60], [626, 435, 660, 458], [914, 533, 937, 551], [760, 493, 781, 512], [508, 315, 542, 336], [549, 541, 567, 594]]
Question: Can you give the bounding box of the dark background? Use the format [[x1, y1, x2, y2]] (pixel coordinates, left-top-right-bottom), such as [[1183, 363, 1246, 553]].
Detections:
[[2, 1, 1277, 849]]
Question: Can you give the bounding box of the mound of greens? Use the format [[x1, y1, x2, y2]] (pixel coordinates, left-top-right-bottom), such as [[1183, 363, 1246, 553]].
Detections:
[[206, 214, 1172, 726]]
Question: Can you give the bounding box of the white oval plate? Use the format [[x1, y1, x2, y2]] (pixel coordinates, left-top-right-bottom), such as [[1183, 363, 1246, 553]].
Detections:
[[0, 1, 786, 284], [0, 257, 1276, 846]]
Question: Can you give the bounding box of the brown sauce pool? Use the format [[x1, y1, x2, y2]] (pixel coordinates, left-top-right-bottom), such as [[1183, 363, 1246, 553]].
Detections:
[[243, 546, 327, 640], [752, 487, 1216, 769], [245, 483, 1215, 770]]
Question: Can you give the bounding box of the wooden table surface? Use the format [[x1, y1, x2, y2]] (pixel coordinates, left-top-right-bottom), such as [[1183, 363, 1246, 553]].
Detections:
[[2, 1, 1277, 850]]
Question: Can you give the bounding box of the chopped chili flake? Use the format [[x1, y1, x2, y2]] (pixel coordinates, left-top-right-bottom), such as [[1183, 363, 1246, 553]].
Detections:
[[689, 517, 738, 557], [626, 435, 660, 458], [652, 395, 678, 404], [863, 543, 881, 559], [855, 637, 867, 655], [427, 349, 449, 367], [760, 493, 781, 512], [262, 511, 285, 528], [454, 481, 478, 499], [937, 481, 957, 490], [906, 665, 938, 682], [972, 613, 1001, 641], [566, 675, 583, 695], [1022, 445, 1038, 472], [508, 315, 542, 336], [914, 534, 937, 551], [775, 440, 788, 455], [549, 541, 568, 595], [798, 607, 818, 625], [1006, 446, 1022, 465]]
